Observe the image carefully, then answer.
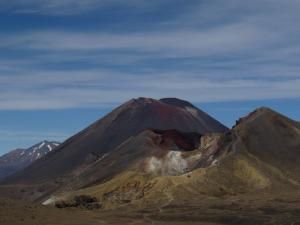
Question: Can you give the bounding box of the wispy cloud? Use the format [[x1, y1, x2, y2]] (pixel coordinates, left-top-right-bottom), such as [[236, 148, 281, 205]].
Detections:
[[0, 0, 300, 109], [0, 24, 274, 56], [0, 68, 300, 110]]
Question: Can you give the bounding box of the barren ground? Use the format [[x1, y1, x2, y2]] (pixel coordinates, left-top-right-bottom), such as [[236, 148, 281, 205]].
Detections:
[[1, 192, 300, 225]]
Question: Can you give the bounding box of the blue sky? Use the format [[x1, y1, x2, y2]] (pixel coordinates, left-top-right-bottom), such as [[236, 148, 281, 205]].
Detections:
[[0, 0, 300, 154]]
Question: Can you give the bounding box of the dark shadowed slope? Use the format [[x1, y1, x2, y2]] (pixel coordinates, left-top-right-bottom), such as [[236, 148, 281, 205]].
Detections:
[[2, 98, 227, 188], [0, 141, 60, 181], [57, 129, 203, 191]]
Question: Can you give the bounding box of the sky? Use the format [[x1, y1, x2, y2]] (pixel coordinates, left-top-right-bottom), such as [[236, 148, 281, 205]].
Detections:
[[0, 0, 300, 154]]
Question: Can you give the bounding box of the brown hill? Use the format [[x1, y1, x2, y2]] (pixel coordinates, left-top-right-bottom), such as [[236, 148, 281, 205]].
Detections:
[[48, 107, 300, 210], [1, 106, 299, 225], [1, 98, 227, 201]]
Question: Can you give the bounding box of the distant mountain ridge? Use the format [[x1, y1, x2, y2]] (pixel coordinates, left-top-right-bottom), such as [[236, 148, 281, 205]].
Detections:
[[0, 141, 60, 181]]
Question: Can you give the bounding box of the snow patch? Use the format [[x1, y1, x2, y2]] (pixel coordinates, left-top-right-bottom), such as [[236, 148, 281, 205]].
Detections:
[[39, 142, 45, 149], [47, 145, 52, 151]]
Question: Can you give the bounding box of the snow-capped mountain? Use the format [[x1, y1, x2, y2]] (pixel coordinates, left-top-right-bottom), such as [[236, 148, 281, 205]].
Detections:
[[0, 141, 60, 181]]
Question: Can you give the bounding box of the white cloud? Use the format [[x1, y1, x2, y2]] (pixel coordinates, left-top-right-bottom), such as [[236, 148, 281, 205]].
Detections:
[[0, 24, 271, 56], [0, 67, 300, 110], [0, 1, 300, 109]]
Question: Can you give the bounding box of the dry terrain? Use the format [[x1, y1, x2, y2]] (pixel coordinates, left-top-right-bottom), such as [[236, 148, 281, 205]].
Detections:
[[1, 192, 300, 225], [1, 100, 300, 225]]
